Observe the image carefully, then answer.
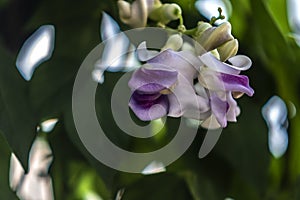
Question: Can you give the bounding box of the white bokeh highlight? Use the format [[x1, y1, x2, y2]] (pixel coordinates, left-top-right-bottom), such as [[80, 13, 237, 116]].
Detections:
[[41, 118, 59, 133], [262, 96, 289, 158], [195, 0, 232, 25], [9, 137, 54, 200], [93, 13, 140, 84], [287, 0, 300, 46], [141, 161, 166, 175], [16, 25, 55, 81]]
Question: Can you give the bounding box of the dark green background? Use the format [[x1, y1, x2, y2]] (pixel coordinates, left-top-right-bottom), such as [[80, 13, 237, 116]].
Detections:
[[1, 0, 300, 199]]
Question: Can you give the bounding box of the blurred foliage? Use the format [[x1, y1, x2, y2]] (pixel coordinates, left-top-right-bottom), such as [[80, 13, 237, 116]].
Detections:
[[1, 0, 300, 199]]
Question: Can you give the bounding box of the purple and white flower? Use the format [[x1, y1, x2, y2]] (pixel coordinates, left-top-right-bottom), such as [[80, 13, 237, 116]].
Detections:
[[128, 47, 254, 128], [129, 49, 210, 121], [198, 52, 254, 128]]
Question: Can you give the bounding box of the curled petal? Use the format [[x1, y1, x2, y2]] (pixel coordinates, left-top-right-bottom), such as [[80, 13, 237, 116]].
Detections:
[[199, 52, 252, 74], [221, 73, 254, 96], [228, 55, 252, 71], [128, 63, 178, 93], [199, 69, 254, 96], [129, 94, 168, 120]]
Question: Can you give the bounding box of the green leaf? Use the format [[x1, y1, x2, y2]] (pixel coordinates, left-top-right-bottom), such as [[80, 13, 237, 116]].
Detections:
[[0, 44, 37, 170], [0, 0, 9, 9], [121, 173, 193, 200], [215, 98, 270, 195], [263, 0, 291, 37]]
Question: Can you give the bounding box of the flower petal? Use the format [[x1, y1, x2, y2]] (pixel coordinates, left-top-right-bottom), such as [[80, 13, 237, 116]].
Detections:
[[225, 92, 240, 122], [199, 69, 254, 96], [201, 115, 221, 129], [228, 55, 252, 71], [167, 73, 210, 119], [148, 49, 202, 80], [132, 91, 161, 101], [210, 92, 229, 127], [129, 94, 168, 121], [200, 52, 252, 75], [128, 63, 178, 93], [221, 73, 254, 96], [137, 41, 160, 61]]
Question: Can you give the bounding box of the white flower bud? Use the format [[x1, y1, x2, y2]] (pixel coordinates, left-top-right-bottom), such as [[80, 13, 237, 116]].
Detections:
[[161, 34, 183, 51], [118, 0, 148, 28]]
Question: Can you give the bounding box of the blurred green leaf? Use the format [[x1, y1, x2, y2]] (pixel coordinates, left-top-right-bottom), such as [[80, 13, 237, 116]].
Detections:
[[215, 98, 270, 196], [230, 0, 251, 39], [263, 0, 291, 37], [67, 161, 110, 200], [121, 173, 193, 200], [0, 0, 9, 9], [0, 44, 37, 170]]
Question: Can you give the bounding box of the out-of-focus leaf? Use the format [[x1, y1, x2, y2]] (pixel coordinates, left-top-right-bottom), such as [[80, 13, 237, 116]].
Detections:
[[0, 44, 37, 170], [63, 105, 119, 191], [229, 174, 260, 200], [247, 0, 300, 183], [67, 161, 110, 200], [26, 0, 131, 192], [263, 0, 291, 37], [48, 121, 112, 199], [215, 98, 270, 196], [0, 0, 8, 9], [0, 133, 19, 199], [121, 173, 193, 200], [230, 0, 251, 39], [180, 170, 220, 200]]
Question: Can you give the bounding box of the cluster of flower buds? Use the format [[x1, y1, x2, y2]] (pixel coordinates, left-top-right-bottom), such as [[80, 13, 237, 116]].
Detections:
[[96, 0, 254, 129], [118, 0, 182, 27]]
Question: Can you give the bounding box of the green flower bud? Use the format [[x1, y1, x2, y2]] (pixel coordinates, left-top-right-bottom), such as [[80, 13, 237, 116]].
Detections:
[[149, 3, 182, 25]]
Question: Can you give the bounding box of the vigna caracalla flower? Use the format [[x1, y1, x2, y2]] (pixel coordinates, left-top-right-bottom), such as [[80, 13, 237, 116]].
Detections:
[[97, 7, 254, 129], [128, 48, 254, 128]]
